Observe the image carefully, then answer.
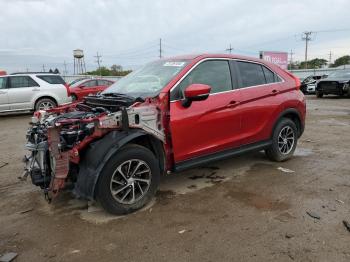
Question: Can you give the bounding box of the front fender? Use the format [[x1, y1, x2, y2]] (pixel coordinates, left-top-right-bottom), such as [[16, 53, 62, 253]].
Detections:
[[73, 129, 149, 200]]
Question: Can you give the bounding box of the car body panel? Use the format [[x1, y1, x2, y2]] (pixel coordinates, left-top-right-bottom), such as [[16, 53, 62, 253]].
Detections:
[[170, 90, 243, 162], [0, 74, 71, 113], [69, 79, 114, 100]]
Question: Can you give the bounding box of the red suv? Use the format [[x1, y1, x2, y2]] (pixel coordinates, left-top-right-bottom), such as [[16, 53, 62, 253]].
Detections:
[[24, 54, 306, 215], [69, 78, 114, 101]]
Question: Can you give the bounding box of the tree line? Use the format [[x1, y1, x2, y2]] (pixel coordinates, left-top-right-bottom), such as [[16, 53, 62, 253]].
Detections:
[[289, 55, 350, 69], [85, 64, 132, 76]]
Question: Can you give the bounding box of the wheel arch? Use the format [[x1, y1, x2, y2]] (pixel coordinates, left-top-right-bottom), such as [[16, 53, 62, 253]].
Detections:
[[272, 108, 303, 138], [73, 130, 165, 200]]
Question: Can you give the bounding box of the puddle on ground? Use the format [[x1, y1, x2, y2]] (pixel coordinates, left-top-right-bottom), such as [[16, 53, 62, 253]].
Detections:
[[225, 189, 290, 211]]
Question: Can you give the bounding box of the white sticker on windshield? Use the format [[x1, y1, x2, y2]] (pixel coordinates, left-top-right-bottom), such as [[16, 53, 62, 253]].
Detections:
[[163, 62, 186, 67]]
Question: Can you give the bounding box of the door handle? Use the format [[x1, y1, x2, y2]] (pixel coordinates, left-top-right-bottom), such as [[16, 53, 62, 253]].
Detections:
[[271, 89, 279, 95], [226, 100, 240, 108], [0, 91, 7, 94], [32, 88, 40, 91]]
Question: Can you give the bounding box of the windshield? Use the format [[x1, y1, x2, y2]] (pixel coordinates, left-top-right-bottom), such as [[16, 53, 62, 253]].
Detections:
[[102, 60, 189, 98], [69, 78, 89, 86], [328, 70, 350, 78]]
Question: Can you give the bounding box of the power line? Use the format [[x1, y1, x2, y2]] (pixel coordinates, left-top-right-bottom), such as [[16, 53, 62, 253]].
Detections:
[[328, 51, 332, 65], [289, 49, 295, 70], [94, 52, 102, 75], [301, 31, 313, 69], [159, 38, 162, 58], [63, 60, 68, 75], [226, 44, 234, 54]]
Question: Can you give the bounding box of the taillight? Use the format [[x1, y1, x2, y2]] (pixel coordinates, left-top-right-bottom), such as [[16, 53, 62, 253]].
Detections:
[[64, 83, 71, 97]]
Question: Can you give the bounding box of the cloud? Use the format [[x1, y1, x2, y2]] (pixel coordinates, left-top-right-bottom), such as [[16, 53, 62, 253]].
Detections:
[[0, 0, 349, 73]]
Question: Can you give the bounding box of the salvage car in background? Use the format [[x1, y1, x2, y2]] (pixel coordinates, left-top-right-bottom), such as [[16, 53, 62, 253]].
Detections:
[[0, 73, 71, 113], [69, 78, 114, 101], [24, 54, 305, 215], [316, 70, 350, 98], [300, 74, 327, 94]]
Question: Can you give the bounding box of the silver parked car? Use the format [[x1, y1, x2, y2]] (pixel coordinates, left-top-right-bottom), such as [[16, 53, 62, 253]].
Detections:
[[0, 73, 72, 113]]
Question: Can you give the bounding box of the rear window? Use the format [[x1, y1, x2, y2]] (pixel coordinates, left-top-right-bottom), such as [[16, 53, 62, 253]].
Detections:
[[237, 61, 266, 87], [37, 75, 66, 85]]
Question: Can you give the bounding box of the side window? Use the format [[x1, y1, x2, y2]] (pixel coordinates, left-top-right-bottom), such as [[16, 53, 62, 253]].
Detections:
[[0, 77, 7, 89], [98, 80, 109, 86], [9, 76, 38, 88], [82, 80, 96, 87], [172, 60, 232, 100], [236, 61, 266, 88], [262, 66, 275, 83], [37, 75, 66, 84]]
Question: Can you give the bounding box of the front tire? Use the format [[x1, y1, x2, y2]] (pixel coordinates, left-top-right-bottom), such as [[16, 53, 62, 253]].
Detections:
[[96, 144, 160, 215], [316, 91, 323, 98], [265, 118, 298, 162]]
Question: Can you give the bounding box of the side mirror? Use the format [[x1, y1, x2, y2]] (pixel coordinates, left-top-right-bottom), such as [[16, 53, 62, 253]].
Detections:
[[182, 84, 211, 107]]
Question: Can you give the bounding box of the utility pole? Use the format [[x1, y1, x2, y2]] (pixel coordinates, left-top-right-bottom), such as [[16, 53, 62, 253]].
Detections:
[[63, 61, 68, 76], [328, 51, 333, 66], [226, 44, 234, 54], [301, 31, 313, 69], [159, 38, 162, 59], [42, 64, 46, 72], [94, 52, 102, 76], [289, 49, 295, 70]]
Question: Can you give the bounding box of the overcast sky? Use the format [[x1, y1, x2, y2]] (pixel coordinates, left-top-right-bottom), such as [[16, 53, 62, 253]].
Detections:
[[1, 0, 350, 73]]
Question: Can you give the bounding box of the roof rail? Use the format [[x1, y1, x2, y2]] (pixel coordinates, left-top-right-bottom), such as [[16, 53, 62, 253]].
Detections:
[[10, 72, 59, 75]]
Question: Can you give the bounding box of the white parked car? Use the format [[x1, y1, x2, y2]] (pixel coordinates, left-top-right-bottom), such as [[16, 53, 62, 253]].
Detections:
[[0, 73, 72, 113]]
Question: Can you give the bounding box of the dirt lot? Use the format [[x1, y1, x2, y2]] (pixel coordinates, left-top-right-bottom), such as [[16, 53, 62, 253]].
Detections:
[[0, 96, 349, 262]]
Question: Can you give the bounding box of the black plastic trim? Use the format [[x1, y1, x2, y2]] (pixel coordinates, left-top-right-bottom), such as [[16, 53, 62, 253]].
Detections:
[[174, 140, 272, 172]]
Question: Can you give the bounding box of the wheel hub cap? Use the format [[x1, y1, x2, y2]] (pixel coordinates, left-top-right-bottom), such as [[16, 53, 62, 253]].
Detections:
[[109, 159, 152, 205], [278, 126, 295, 155]]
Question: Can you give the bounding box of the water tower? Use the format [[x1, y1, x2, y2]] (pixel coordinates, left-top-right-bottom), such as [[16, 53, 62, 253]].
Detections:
[[73, 49, 86, 74]]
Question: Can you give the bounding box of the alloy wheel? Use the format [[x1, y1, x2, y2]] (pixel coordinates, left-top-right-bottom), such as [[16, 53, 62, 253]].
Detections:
[[38, 101, 54, 110], [109, 159, 152, 205], [278, 126, 295, 155]]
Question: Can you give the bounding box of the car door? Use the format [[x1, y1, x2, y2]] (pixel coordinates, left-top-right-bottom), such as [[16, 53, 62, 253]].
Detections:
[[0, 77, 9, 111], [96, 80, 109, 92], [79, 80, 97, 98], [8, 76, 40, 110], [234, 61, 282, 145], [170, 59, 242, 163]]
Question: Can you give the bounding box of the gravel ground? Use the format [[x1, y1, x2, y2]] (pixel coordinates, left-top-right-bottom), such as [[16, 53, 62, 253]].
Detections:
[[0, 96, 349, 262]]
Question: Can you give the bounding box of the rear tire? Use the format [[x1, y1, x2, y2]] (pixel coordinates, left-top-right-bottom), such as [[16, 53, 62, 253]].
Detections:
[[265, 118, 298, 162], [96, 144, 160, 215], [35, 98, 57, 111], [316, 91, 323, 98]]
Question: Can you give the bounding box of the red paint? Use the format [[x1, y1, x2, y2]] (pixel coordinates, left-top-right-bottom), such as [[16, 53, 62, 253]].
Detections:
[[69, 79, 114, 100], [184, 84, 211, 98], [164, 54, 306, 163], [45, 54, 305, 186]]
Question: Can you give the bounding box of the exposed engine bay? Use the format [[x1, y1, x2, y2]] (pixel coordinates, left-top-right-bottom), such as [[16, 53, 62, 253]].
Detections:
[[23, 94, 165, 201]]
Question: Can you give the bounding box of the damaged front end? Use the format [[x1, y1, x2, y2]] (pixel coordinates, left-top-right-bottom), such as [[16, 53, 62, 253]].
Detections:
[[23, 94, 165, 201]]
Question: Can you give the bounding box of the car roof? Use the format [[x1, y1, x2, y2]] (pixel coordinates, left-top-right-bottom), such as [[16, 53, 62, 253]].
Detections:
[[3, 73, 61, 77], [166, 53, 265, 63]]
